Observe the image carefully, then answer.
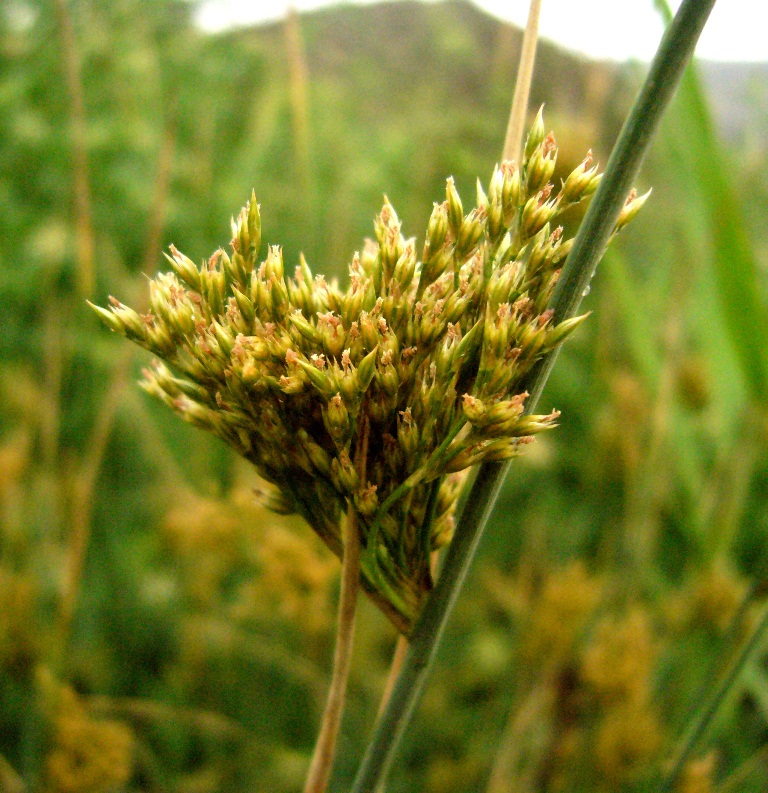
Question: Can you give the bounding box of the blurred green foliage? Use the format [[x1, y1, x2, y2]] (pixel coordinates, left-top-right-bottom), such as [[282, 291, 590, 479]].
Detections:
[[1, 0, 767, 791]]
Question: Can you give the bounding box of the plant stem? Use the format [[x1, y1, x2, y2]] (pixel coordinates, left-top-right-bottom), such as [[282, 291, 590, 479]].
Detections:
[[53, 0, 95, 299], [350, 462, 508, 792], [377, 636, 409, 719], [502, 0, 542, 162], [660, 601, 768, 792], [303, 503, 362, 793], [350, 1, 716, 789], [303, 420, 369, 793]]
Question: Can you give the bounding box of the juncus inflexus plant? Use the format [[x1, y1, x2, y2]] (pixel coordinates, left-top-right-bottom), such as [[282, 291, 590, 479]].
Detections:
[[91, 0, 717, 789], [90, 112, 640, 635]]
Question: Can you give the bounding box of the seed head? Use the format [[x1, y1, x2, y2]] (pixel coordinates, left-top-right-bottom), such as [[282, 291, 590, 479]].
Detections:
[[90, 111, 646, 635]]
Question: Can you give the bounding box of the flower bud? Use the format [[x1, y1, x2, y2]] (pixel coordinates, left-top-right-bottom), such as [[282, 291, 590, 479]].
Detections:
[[280, 374, 304, 394], [295, 356, 334, 398], [544, 238, 570, 270], [453, 319, 483, 363], [489, 261, 520, 307], [488, 166, 503, 207], [462, 394, 486, 424], [524, 105, 545, 162], [356, 345, 378, 392], [338, 357, 358, 403], [424, 202, 449, 260], [253, 480, 296, 515], [319, 312, 345, 360], [88, 301, 124, 334], [442, 290, 470, 325], [289, 310, 320, 345], [542, 312, 590, 350], [359, 311, 379, 351], [298, 429, 332, 476], [525, 132, 557, 194], [446, 176, 464, 237], [484, 393, 527, 426], [232, 287, 255, 327], [247, 190, 261, 259], [615, 188, 651, 231], [107, 298, 147, 342], [397, 407, 419, 458], [264, 245, 284, 282], [511, 409, 560, 437], [330, 449, 359, 493], [418, 247, 452, 295], [481, 438, 519, 463], [354, 484, 379, 517], [520, 188, 556, 240], [269, 275, 288, 318], [201, 266, 225, 318], [376, 353, 399, 397], [561, 150, 600, 205], [393, 241, 417, 290], [455, 207, 486, 259], [500, 161, 521, 225], [165, 245, 201, 292], [374, 198, 403, 282], [324, 393, 350, 446], [235, 207, 249, 258], [475, 178, 489, 214]]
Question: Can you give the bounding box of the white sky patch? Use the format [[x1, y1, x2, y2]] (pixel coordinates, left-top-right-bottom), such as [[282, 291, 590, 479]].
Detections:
[[195, 0, 767, 63]]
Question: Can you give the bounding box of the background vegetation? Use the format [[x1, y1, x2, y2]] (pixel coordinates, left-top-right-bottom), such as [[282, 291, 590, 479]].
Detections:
[[1, 0, 767, 790]]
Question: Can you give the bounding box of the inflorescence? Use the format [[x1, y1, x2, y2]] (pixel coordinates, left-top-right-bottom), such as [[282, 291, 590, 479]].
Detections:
[[92, 112, 646, 635]]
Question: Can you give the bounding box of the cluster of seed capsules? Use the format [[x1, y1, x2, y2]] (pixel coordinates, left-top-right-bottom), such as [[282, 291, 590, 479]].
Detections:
[[92, 113, 646, 634]]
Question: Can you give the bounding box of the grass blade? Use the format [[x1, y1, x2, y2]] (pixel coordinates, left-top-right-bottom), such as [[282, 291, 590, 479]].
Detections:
[[655, 0, 768, 404]]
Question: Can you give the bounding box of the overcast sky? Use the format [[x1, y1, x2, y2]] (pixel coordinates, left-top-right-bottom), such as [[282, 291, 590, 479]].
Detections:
[[196, 0, 766, 62]]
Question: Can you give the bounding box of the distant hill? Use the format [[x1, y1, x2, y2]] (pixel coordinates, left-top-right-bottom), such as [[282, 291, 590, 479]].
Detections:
[[245, 0, 764, 151]]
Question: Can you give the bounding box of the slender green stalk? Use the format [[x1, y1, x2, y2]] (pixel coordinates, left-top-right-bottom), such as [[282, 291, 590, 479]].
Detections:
[[658, 554, 768, 790], [660, 602, 768, 792], [350, 1, 716, 789]]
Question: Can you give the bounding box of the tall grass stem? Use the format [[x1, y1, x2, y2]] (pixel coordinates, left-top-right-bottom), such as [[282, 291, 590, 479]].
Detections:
[[350, 1, 716, 789], [502, 0, 542, 163], [53, 0, 95, 299], [660, 601, 768, 791], [302, 505, 362, 793], [303, 420, 369, 793]]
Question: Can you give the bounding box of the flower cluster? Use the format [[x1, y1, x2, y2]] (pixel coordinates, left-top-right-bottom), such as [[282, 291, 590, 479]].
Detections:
[[92, 113, 644, 634]]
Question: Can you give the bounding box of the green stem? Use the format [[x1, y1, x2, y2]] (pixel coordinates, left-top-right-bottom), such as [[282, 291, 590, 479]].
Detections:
[[349, 1, 716, 789], [660, 602, 768, 792], [418, 477, 442, 573], [351, 462, 509, 793]]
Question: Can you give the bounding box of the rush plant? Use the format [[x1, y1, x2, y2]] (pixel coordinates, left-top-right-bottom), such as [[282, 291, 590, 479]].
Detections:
[[90, 0, 720, 791], [90, 115, 627, 635]]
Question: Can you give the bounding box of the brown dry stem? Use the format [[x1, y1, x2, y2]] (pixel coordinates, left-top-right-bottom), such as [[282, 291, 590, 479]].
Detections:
[[303, 420, 369, 793], [503, 0, 542, 163]]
